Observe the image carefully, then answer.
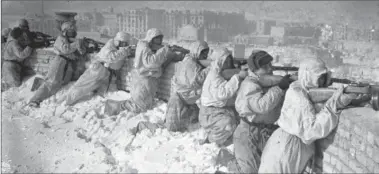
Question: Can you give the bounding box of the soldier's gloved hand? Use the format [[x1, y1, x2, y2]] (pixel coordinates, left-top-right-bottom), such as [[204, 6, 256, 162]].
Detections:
[[336, 86, 358, 109], [169, 45, 181, 52], [77, 38, 86, 47], [86, 47, 96, 53], [151, 44, 165, 51], [44, 40, 51, 47], [24, 30, 34, 40], [120, 45, 131, 51], [27, 41, 37, 48], [238, 69, 248, 80], [278, 75, 292, 90], [118, 46, 132, 57]]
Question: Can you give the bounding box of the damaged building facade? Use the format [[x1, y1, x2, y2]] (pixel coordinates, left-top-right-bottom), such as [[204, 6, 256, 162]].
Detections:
[[116, 7, 248, 42]]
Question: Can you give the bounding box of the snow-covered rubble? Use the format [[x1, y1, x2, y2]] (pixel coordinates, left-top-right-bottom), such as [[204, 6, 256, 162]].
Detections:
[[3, 41, 378, 173], [2, 76, 228, 173]]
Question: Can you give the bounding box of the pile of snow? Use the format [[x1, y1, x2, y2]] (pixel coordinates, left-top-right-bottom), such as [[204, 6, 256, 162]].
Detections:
[[2, 75, 230, 173]]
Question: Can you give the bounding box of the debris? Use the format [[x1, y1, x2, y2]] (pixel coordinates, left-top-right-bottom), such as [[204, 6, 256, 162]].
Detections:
[[76, 129, 91, 143], [41, 121, 51, 129], [103, 155, 117, 166], [78, 164, 84, 170]]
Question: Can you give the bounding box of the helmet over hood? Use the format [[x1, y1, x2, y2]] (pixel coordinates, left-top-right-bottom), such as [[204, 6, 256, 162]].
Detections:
[[298, 58, 331, 89], [144, 28, 163, 43], [209, 47, 232, 74], [61, 21, 77, 32], [2, 28, 12, 37], [247, 50, 273, 71], [188, 40, 209, 60], [114, 31, 131, 42], [16, 19, 29, 28]]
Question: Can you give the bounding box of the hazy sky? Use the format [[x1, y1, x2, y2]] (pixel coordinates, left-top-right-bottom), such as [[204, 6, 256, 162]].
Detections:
[[2, 1, 378, 27]]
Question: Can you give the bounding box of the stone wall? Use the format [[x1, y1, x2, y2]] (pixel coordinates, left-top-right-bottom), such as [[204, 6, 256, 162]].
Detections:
[[305, 108, 379, 173], [27, 48, 96, 77], [28, 45, 379, 174]]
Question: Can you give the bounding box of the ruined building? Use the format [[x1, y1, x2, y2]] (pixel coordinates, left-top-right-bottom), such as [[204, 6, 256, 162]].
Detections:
[[116, 8, 247, 42], [24, 13, 58, 37]]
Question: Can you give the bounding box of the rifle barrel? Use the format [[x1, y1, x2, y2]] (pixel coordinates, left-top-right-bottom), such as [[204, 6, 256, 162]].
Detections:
[[272, 66, 299, 71], [331, 78, 354, 84]]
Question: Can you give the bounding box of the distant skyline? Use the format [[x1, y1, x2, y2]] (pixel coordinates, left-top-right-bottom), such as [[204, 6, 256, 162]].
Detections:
[[2, 1, 379, 28]]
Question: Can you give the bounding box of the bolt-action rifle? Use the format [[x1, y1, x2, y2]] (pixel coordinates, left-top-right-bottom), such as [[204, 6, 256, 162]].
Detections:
[[261, 67, 379, 111]]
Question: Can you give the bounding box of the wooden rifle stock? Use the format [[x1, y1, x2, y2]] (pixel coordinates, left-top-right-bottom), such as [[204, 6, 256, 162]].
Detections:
[[221, 69, 240, 80], [272, 66, 299, 72], [238, 65, 379, 110], [29, 31, 56, 48], [308, 84, 379, 111], [198, 59, 212, 67], [83, 37, 105, 53], [308, 86, 370, 103], [233, 57, 247, 69], [33, 31, 53, 39]]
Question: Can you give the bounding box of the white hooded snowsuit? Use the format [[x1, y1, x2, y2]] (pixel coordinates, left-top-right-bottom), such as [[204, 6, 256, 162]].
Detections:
[[258, 58, 355, 173], [29, 34, 86, 104], [199, 48, 242, 146], [62, 35, 132, 105], [1, 36, 33, 91], [232, 71, 286, 173], [105, 28, 171, 114], [165, 41, 210, 131]]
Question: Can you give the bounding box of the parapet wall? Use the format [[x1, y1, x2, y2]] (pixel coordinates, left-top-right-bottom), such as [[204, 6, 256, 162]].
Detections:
[[30, 47, 379, 174], [120, 58, 379, 173], [306, 108, 379, 173]]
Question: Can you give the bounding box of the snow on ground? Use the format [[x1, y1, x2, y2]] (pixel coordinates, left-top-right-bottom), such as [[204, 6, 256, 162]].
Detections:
[[2, 75, 231, 173]]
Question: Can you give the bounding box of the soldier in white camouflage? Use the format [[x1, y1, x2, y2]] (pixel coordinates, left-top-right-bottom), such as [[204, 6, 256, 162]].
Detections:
[[104, 28, 185, 115], [164, 40, 210, 132], [1, 27, 36, 91], [28, 21, 87, 107], [58, 31, 133, 106]]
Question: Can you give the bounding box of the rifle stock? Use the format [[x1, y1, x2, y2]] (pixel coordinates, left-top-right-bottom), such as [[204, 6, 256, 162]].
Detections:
[[308, 85, 379, 111], [273, 66, 368, 86], [83, 37, 105, 47], [248, 73, 379, 110], [28, 31, 56, 48], [272, 66, 299, 72], [198, 59, 212, 67], [233, 58, 247, 69], [309, 86, 369, 103], [197, 57, 246, 71], [221, 69, 240, 80]]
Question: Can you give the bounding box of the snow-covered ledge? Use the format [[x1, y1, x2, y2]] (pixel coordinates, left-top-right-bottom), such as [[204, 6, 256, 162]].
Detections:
[[31, 48, 379, 174], [305, 108, 379, 173]]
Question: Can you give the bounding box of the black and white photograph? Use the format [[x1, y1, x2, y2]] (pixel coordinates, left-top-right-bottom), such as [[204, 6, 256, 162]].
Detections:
[[1, 1, 379, 173]]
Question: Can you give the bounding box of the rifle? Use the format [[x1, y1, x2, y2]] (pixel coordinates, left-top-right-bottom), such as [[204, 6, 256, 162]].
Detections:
[[82, 37, 106, 53], [272, 66, 299, 72], [273, 74, 379, 111], [308, 82, 379, 111], [233, 57, 248, 69], [169, 45, 190, 57], [33, 31, 54, 39], [272, 65, 367, 86], [27, 31, 56, 48], [161, 45, 190, 69], [218, 57, 249, 80]]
